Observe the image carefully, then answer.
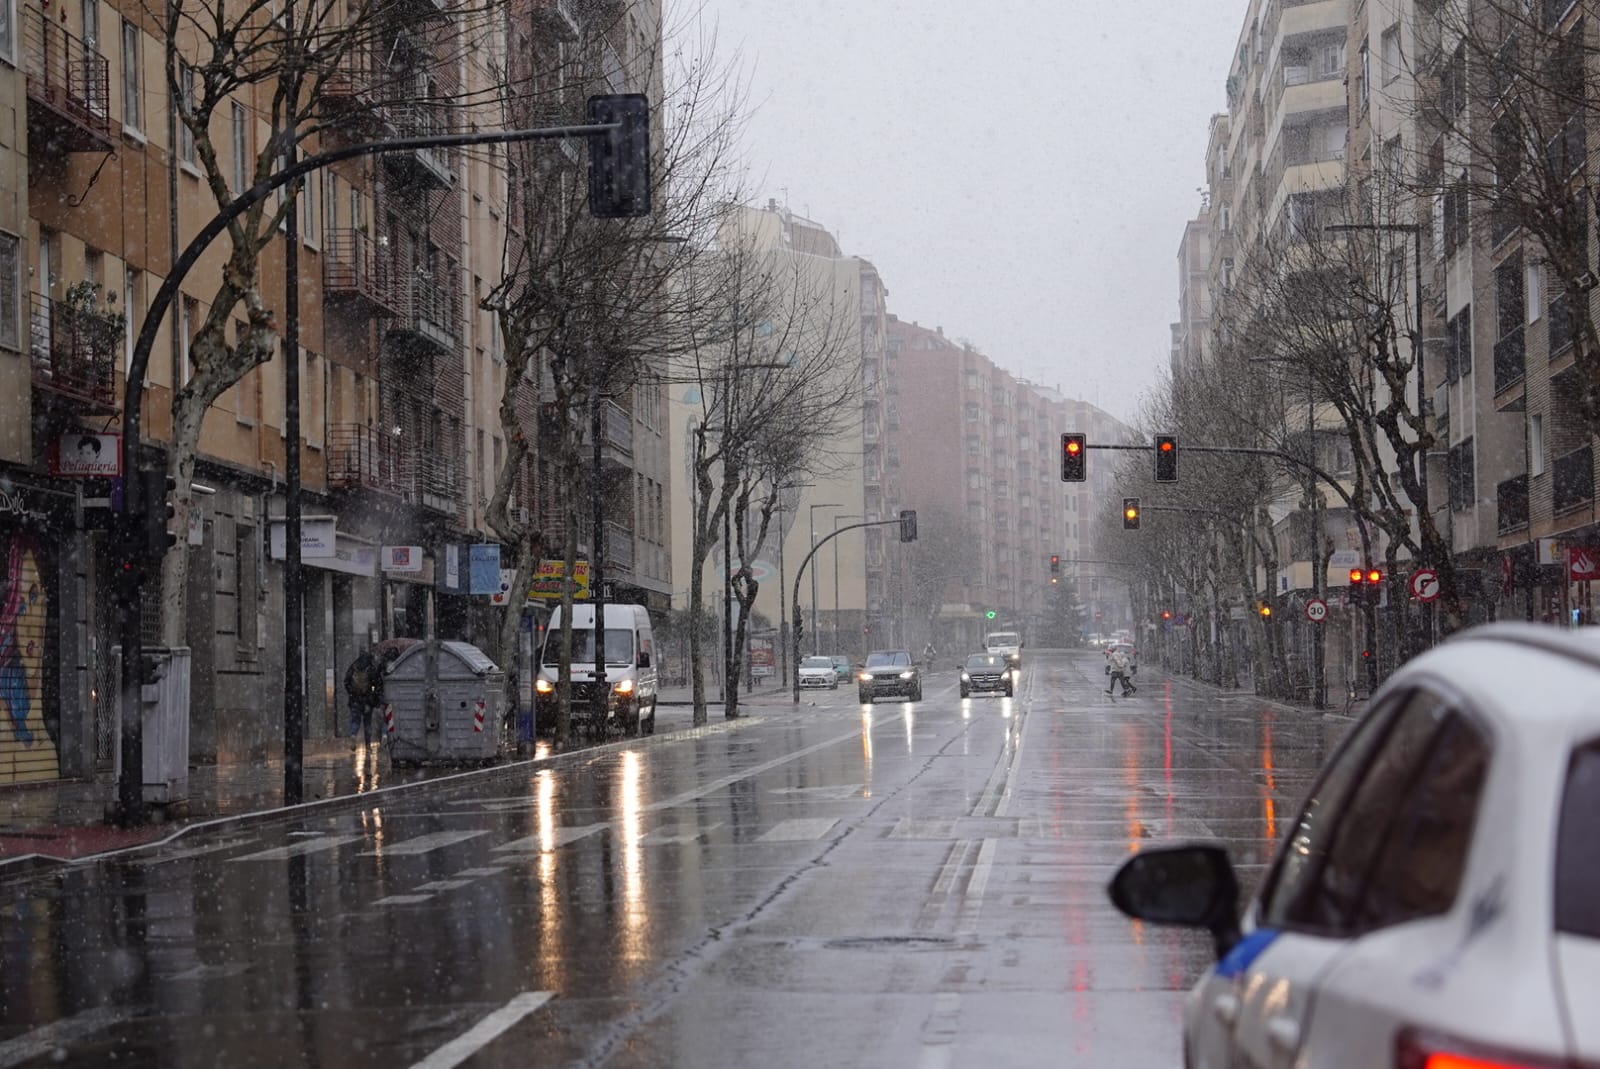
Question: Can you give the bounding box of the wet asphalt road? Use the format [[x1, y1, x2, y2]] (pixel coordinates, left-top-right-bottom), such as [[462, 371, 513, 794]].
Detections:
[[0, 649, 1350, 1068]]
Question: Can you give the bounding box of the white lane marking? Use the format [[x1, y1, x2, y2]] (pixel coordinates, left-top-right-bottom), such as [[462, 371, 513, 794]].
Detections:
[[374, 894, 434, 906], [415, 879, 475, 892], [362, 830, 489, 857], [408, 991, 555, 1069], [890, 818, 956, 839], [639, 821, 724, 845], [767, 783, 864, 799], [228, 835, 363, 862], [287, 831, 327, 837], [756, 818, 838, 843], [493, 824, 607, 853], [455, 866, 509, 878], [0, 1007, 128, 1068], [170, 963, 250, 982], [966, 838, 997, 903], [641, 730, 863, 816]]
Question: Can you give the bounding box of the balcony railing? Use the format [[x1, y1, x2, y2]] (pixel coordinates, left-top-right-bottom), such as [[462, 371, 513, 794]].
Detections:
[[1549, 292, 1575, 357], [408, 450, 460, 515], [1544, 115, 1586, 179], [1494, 326, 1526, 393], [28, 293, 117, 411], [22, 5, 112, 152], [381, 106, 454, 189], [605, 522, 634, 572], [1554, 444, 1594, 513], [1497, 474, 1529, 534], [388, 278, 456, 351], [327, 424, 410, 496], [603, 400, 633, 454], [323, 229, 399, 318], [530, 0, 580, 39]]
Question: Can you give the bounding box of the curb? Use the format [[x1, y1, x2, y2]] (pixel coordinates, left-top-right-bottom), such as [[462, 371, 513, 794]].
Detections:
[[1159, 669, 1360, 722], [0, 714, 771, 878]]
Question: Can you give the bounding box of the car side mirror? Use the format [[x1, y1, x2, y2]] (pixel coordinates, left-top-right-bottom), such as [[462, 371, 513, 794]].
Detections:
[[1107, 844, 1242, 959], [638, 650, 651, 668]]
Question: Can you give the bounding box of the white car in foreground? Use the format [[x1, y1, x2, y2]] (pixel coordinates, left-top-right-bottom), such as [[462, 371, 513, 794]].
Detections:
[[1109, 622, 1598, 1069], [797, 655, 839, 689]]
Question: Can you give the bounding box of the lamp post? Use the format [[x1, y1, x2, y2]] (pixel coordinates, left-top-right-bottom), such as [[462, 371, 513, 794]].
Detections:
[[808, 503, 841, 654], [772, 482, 812, 683], [831, 513, 862, 655]]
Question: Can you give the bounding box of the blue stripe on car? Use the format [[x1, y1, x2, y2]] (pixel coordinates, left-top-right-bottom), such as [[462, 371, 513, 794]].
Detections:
[[1214, 928, 1280, 978]]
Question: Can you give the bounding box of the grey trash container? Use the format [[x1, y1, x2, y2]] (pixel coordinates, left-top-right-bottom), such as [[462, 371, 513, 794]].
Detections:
[[382, 641, 505, 764]]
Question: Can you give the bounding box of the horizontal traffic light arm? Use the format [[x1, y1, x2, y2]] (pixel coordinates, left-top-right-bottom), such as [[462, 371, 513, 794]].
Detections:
[[790, 517, 913, 704], [1086, 442, 1358, 516]]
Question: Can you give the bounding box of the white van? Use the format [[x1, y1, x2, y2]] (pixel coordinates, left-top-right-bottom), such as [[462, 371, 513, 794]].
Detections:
[[983, 630, 1023, 669], [535, 603, 658, 735]]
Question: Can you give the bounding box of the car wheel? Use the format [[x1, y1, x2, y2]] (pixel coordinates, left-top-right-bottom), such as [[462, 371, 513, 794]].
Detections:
[[960, 685, 970, 699], [1004, 684, 1014, 697], [911, 684, 923, 702], [859, 690, 871, 704], [644, 705, 656, 736]]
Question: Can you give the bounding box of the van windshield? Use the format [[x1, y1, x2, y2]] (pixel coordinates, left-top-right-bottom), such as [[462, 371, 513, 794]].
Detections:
[[544, 628, 634, 666]]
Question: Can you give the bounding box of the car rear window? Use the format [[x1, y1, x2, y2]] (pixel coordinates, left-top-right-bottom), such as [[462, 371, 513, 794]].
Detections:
[[1555, 741, 1600, 939]]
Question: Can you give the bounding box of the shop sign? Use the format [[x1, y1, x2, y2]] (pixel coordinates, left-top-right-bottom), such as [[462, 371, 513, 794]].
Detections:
[[529, 559, 590, 600], [1538, 537, 1569, 566], [0, 485, 50, 524], [382, 545, 425, 573], [269, 517, 337, 559], [1570, 546, 1600, 582], [469, 544, 503, 595], [48, 433, 121, 477]]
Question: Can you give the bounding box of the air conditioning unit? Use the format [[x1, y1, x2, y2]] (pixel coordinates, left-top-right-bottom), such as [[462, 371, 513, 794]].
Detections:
[[1576, 270, 1598, 292], [512, 506, 530, 524]]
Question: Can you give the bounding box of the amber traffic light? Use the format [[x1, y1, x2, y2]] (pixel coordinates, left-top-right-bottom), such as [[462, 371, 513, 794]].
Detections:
[[1122, 497, 1140, 530]]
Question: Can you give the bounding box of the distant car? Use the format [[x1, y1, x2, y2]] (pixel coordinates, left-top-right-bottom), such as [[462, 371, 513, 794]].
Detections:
[[857, 650, 922, 703], [1103, 642, 1138, 675], [798, 656, 839, 689], [829, 655, 853, 683], [960, 653, 1015, 698], [1107, 622, 1600, 1069]]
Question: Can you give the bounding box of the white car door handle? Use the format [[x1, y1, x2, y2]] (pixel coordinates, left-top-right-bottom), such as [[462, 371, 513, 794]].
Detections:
[[1266, 1016, 1301, 1053], [1212, 994, 1240, 1025]]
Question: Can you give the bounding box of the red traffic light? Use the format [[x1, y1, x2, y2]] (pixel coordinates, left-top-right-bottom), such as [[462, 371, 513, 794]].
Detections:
[[1066, 440, 1081, 455], [1349, 568, 1364, 584], [1161, 610, 1172, 620], [1367, 569, 1382, 583], [1050, 555, 1059, 564]]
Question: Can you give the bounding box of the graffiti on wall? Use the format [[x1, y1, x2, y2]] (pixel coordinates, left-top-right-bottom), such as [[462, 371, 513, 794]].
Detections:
[[0, 533, 57, 784]]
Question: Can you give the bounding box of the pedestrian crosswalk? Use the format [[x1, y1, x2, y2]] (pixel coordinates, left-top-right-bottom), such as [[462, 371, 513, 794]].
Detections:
[[361, 830, 489, 857], [228, 835, 364, 862]]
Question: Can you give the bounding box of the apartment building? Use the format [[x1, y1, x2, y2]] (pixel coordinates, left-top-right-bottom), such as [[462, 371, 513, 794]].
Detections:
[[667, 201, 886, 661], [884, 315, 1130, 650], [0, 0, 666, 787]]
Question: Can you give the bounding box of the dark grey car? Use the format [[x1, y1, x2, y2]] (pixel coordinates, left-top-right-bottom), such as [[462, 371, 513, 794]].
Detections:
[[960, 653, 1015, 698], [857, 650, 922, 703]]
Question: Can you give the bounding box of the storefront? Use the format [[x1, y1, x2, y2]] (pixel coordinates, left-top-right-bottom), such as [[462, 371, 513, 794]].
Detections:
[[0, 477, 76, 786]]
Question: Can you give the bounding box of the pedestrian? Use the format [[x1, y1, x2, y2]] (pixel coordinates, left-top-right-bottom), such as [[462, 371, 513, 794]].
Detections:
[[344, 647, 379, 746], [1107, 646, 1136, 698]]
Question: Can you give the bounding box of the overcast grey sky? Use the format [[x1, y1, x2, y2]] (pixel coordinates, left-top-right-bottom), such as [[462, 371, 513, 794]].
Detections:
[[704, 1, 1247, 423]]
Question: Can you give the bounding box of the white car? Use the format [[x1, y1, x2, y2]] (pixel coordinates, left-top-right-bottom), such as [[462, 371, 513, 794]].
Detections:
[[1109, 622, 1599, 1069], [797, 655, 839, 689]]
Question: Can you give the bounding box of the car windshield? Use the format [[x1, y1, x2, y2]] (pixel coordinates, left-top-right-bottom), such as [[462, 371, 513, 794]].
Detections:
[[801, 657, 833, 669], [543, 628, 633, 666], [986, 633, 1019, 646], [865, 652, 909, 667], [966, 655, 1006, 670]]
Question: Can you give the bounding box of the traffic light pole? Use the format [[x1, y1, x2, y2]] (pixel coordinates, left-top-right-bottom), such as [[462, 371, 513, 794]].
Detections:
[[790, 518, 903, 703], [114, 118, 628, 827]]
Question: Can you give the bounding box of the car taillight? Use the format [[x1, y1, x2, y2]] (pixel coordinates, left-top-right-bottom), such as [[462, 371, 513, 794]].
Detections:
[[1396, 1029, 1568, 1069]]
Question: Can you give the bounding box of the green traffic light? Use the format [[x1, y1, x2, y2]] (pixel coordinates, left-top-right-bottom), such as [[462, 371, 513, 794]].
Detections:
[[985, 611, 997, 619]]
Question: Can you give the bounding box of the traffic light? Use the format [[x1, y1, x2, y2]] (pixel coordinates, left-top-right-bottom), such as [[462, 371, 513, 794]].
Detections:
[[1259, 603, 1272, 618], [985, 610, 997, 620], [1061, 433, 1086, 482], [138, 468, 178, 560], [1349, 566, 1384, 604], [1161, 610, 1172, 620], [1154, 435, 1178, 482], [1050, 554, 1060, 577], [1122, 497, 1140, 530], [899, 509, 918, 543], [587, 94, 652, 218]]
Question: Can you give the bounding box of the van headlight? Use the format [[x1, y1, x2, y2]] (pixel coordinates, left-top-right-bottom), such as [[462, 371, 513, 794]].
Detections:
[[899, 670, 913, 679], [613, 679, 635, 694], [859, 672, 872, 682], [535, 678, 554, 695]]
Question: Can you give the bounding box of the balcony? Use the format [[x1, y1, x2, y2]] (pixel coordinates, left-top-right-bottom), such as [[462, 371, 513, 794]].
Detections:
[[29, 293, 118, 413], [1493, 326, 1526, 394], [22, 5, 112, 153], [530, 0, 580, 39], [1497, 474, 1529, 535], [604, 522, 634, 574], [406, 451, 460, 516], [323, 229, 400, 318], [387, 278, 457, 352], [1544, 116, 1586, 180], [1554, 445, 1594, 514], [599, 399, 632, 466], [381, 106, 454, 189], [328, 424, 410, 497], [320, 46, 393, 134]]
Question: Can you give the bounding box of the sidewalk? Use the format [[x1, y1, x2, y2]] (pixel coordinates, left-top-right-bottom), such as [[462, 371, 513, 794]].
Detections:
[[0, 690, 803, 864]]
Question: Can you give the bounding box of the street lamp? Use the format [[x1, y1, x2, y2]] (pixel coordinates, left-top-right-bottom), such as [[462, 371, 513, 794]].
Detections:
[[808, 502, 842, 654], [831, 513, 863, 655]]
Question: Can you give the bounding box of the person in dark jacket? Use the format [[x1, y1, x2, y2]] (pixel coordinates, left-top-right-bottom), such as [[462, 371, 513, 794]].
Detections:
[[344, 648, 380, 745]]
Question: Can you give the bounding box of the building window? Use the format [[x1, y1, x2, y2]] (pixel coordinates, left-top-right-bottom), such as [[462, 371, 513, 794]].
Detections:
[[323, 172, 337, 234], [235, 523, 258, 660], [1381, 26, 1401, 84], [0, 233, 18, 352], [1527, 262, 1543, 322], [231, 102, 248, 196], [1448, 437, 1476, 512], [0, 0, 16, 64], [1531, 414, 1546, 476], [179, 296, 196, 383], [303, 351, 323, 448], [178, 63, 195, 163], [123, 266, 140, 374], [1357, 39, 1370, 109], [120, 18, 141, 133]]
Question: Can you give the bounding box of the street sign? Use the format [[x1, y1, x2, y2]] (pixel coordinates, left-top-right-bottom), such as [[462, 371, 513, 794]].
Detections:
[[1304, 598, 1328, 623], [1410, 568, 1441, 602]]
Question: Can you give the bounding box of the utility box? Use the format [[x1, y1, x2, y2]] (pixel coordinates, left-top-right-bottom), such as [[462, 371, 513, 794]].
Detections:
[[382, 641, 505, 765], [111, 646, 192, 806]]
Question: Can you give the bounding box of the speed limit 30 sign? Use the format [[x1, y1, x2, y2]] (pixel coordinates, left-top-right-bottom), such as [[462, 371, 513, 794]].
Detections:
[[1304, 598, 1328, 623]]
